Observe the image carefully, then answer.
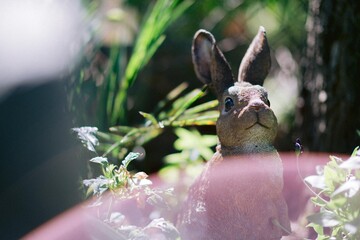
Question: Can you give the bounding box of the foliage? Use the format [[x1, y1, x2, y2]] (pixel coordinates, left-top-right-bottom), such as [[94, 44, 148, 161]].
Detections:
[[81, 150, 180, 239], [74, 84, 218, 239], [165, 128, 218, 165], [69, 0, 194, 129], [96, 83, 218, 161], [111, 0, 194, 125], [305, 147, 360, 239], [72, 126, 99, 153]]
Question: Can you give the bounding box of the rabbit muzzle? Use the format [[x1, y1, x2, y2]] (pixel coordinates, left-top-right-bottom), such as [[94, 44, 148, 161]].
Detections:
[[243, 100, 274, 129]]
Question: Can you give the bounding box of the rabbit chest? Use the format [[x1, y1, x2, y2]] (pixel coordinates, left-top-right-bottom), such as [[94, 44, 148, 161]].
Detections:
[[178, 150, 288, 240]]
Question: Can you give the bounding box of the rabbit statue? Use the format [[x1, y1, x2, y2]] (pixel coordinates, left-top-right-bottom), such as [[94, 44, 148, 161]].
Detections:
[[177, 26, 291, 240]]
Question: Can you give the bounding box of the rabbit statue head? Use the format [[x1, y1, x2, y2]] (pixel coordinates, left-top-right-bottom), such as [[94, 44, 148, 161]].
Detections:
[[192, 26, 277, 154]]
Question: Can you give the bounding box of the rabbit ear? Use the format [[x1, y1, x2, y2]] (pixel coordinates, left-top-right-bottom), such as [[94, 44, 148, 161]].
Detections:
[[192, 30, 234, 98], [238, 26, 271, 86]]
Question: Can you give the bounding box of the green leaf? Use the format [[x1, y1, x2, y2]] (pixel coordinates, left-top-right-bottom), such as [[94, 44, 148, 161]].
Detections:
[[198, 147, 215, 161], [169, 113, 218, 127], [96, 131, 123, 142], [122, 152, 141, 168], [183, 100, 219, 115], [90, 157, 108, 165], [326, 196, 347, 211], [111, 0, 194, 124], [307, 222, 324, 236], [165, 128, 217, 164], [351, 146, 360, 157], [311, 195, 327, 207], [164, 152, 186, 164], [109, 126, 135, 134], [307, 211, 340, 227], [174, 128, 217, 148], [324, 165, 341, 192], [139, 111, 158, 126], [104, 164, 117, 179], [168, 88, 206, 122]]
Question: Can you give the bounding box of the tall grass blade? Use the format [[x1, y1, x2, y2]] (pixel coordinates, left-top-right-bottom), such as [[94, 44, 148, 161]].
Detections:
[[111, 0, 194, 125]]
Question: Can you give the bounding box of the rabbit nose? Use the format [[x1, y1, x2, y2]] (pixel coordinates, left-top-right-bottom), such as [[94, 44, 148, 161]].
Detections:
[[249, 100, 265, 112]]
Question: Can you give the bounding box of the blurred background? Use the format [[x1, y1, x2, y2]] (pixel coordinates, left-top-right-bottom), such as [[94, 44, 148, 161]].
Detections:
[[0, 0, 359, 239]]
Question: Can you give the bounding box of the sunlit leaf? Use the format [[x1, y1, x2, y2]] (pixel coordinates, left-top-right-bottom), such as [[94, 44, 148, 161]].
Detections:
[[178, 110, 219, 120], [326, 197, 347, 211], [139, 111, 158, 126], [198, 147, 215, 160], [169, 88, 206, 122], [90, 157, 108, 165], [72, 127, 99, 152], [307, 222, 324, 236], [109, 126, 135, 134], [307, 211, 340, 227], [311, 195, 327, 207], [169, 117, 217, 127], [340, 156, 360, 169], [170, 110, 219, 126], [332, 179, 360, 198], [324, 165, 341, 192], [304, 175, 326, 190], [83, 176, 109, 196], [96, 131, 123, 142], [122, 152, 140, 168], [163, 152, 185, 164], [183, 100, 218, 115], [351, 146, 359, 157]]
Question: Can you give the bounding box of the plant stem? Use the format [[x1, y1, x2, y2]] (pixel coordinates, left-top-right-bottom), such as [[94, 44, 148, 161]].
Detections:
[[296, 154, 328, 203]]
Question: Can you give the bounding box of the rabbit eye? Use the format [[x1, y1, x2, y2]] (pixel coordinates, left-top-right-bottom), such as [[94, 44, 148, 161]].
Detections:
[[224, 97, 234, 112]]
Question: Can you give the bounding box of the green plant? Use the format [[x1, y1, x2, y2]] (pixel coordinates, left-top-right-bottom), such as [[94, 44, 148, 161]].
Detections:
[[72, 83, 218, 239], [165, 128, 218, 165], [68, 0, 194, 129], [95, 83, 218, 161], [111, 0, 194, 125], [305, 147, 360, 239], [76, 137, 180, 239]]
